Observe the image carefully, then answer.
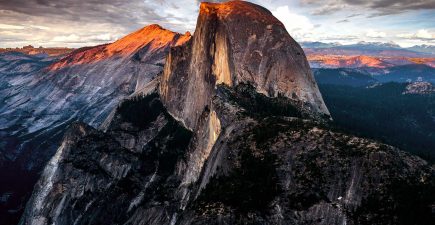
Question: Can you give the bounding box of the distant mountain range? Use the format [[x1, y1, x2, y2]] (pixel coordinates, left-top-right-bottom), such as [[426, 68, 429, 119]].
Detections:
[[0, 45, 73, 56], [308, 54, 435, 69], [302, 41, 435, 57], [406, 44, 435, 55]]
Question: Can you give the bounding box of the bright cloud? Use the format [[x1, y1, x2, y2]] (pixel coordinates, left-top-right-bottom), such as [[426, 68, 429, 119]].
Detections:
[[52, 34, 81, 43], [366, 30, 387, 38], [0, 24, 25, 30], [272, 6, 314, 39], [398, 29, 434, 40], [415, 29, 434, 39]]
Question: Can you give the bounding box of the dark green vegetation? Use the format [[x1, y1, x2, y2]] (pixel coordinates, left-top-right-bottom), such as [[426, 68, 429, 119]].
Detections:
[[313, 64, 435, 86], [117, 93, 164, 129], [198, 148, 280, 213], [376, 64, 435, 83], [193, 113, 434, 224], [350, 176, 435, 225], [319, 83, 435, 162], [313, 68, 377, 87], [217, 83, 310, 118]]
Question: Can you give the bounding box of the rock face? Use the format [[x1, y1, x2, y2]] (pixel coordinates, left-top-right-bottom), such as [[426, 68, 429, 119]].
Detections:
[[0, 25, 190, 224], [160, 1, 329, 130], [18, 1, 435, 225], [403, 81, 435, 94]]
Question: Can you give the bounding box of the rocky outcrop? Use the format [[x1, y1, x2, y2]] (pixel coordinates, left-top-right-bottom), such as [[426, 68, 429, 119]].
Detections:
[[160, 1, 329, 130], [403, 81, 435, 94]]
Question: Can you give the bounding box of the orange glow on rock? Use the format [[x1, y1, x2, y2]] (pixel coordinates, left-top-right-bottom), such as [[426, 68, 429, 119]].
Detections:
[[48, 24, 191, 71]]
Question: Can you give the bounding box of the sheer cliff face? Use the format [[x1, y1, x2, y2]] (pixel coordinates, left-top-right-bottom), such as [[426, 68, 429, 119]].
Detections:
[[160, 1, 329, 130]]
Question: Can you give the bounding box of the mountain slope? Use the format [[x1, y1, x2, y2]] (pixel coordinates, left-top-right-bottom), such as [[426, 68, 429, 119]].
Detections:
[[20, 1, 434, 225], [48, 25, 190, 70], [0, 24, 190, 169], [0, 25, 190, 224]]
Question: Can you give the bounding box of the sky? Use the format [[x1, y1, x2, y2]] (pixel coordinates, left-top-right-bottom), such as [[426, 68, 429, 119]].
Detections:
[[0, 0, 434, 48]]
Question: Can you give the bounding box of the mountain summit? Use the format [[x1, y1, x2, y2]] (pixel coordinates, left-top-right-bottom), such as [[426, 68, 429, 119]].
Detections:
[[49, 25, 191, 70], [161, 1, 329, 130]]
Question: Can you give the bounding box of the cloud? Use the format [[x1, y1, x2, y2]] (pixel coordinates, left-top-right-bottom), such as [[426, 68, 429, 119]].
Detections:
[[51, 33, 117, 44], [0, 0, 433, 47], [312, 4, 345, 15], [366, 30, 387, 38], [88, 34, 115, 42], [272, 5, 315, 39], [0, 24, 25, 30], [348, 0, 435, 12], [52, 34, 81, 43], [346, 13, 361, 18], [397, 29, 435, 40], [28, 25, 50, 30], [301, 0, 435, 16], [0, 0, 207, 47], [414, 30, 434, 39]]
